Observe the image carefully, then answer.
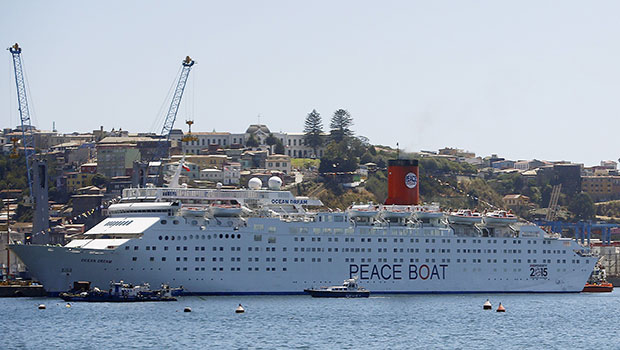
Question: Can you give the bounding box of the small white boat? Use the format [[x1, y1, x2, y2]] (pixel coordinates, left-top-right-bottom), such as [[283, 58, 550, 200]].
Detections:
[[210, 204, 242, 217], [414, 206, 445, 220], [380, 205, 413, 219], [180, 206, 208, 217], [347, 204, 379, 218], [483, 210, 518, 225], [448, 209, 483, 224], [304, 277, 370, 298]]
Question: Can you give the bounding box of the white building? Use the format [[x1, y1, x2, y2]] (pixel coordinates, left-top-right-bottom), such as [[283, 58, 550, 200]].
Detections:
[[265, 155, 292, 174], [200, 163, 240, 185], [174, 123, 326, 159]]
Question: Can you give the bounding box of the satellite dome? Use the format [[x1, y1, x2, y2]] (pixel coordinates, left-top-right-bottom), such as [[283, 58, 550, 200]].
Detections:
[[268, 176, 282, 190], [248, 177, 262, 190]]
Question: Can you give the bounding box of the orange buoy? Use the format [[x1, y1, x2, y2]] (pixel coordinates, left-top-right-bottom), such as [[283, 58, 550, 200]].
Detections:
[[483, 299, 492, 310], [496, 302, 505, 312]]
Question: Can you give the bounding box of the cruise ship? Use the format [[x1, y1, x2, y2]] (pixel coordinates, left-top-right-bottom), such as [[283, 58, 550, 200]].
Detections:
[[10, 159, 597, 295]]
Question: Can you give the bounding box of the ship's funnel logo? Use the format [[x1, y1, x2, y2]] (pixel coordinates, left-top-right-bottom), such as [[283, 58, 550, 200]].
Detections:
[[405, 172, 418, 189]]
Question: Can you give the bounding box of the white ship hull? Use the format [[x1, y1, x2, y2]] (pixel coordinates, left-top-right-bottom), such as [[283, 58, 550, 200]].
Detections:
[[11, 214, 596, 295]]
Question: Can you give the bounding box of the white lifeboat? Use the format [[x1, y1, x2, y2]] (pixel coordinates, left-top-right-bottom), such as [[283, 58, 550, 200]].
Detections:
[[347, 204, 379, 218], [448, 209, 483, 224], [483, 210, 518, 225], [380, 205, 413, 219], [414, 206, 445, 220], [180, 206, 208, 217], [210, 203, 242, 217]]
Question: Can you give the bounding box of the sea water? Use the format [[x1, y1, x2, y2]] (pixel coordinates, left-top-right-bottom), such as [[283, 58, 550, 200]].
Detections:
[[1, 291, 619, 349]]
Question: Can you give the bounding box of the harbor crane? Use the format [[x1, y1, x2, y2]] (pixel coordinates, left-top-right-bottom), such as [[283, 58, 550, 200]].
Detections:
[[7, 43, 50, 243], [155, 55, 195, 161], [7, 43, 35, 198], [135, 55, 195, 187]]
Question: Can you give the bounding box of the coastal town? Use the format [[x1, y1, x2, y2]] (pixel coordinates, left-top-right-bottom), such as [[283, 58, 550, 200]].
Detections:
[[2, 119, 620, 283]]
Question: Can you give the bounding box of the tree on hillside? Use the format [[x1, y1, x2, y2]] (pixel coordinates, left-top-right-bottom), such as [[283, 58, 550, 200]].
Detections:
[[266, 133, 278, 154], [92, 174, 108, 188], [274, 139, 285, 154], [246, 134, 259, 148], [303, 109, 324, 158], [329, 109, 353, 143], [568, 193, 595, 221]]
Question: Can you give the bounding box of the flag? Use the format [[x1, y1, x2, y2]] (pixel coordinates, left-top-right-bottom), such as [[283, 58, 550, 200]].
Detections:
[[182, 164, 190, 172]]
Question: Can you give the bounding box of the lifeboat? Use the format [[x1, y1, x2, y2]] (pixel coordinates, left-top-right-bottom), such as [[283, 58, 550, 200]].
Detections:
[[347, 204, 379, 218], [180, 206, 208, 217], [380, 205, 413, 219], [583, 264, 614, 292], [582, 282, 614, 293], [483, 210, 518, 225], [414, 206, 445, 220], [210, 203, 242, 217], [448, 209, 482, 225]]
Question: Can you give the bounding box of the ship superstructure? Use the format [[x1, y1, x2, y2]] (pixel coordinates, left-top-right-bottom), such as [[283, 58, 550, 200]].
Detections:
[[10, 161, 597, 295]]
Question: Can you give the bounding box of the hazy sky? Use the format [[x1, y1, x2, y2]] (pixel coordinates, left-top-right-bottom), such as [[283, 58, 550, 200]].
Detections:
[[2, 1, 619, 166]]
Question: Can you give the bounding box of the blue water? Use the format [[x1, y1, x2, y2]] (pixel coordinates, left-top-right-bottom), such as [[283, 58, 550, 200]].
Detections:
[[2, 291, 619, 349]]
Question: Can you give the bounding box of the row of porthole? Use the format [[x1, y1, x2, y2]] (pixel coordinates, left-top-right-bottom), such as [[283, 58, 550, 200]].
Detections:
[[158, 235, 205, 241], [158, 233, 242, 241], [160, 220, 180, 225]]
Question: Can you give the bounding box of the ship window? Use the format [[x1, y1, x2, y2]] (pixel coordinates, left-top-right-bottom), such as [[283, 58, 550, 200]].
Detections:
[[134, 246, 138, 250], [161, 220, 167, 225], [162, 257, 166, 262], [171, 236, 175, 241], [173, 220, 179, 225], [146, 246, 150, 251], [178, 257, 181, 261], [184, 247, 188, 251], [254, 235, 262, 241], [165, 236, 169, 240], [125, 246, 129, 250], [158, 236, 162, 240], [132, 257, 137, 261]]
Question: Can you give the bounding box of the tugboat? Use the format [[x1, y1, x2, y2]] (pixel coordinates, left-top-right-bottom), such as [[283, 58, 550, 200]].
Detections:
[[304, 277, 370, 298], [59, 281, 181, 302], [582, 264, 614, 293]]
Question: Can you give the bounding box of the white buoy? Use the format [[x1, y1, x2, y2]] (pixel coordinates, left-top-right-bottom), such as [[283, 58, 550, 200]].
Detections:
[[235, 304, 245, 313], [483, 299, 492, 310], [184, 307, 192, 312], [38, 304, 46, 310]]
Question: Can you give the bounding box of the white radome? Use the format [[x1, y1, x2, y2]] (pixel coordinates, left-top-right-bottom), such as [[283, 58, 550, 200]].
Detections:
[[268, 176, 282, 190], [248, 177, 262, 190]]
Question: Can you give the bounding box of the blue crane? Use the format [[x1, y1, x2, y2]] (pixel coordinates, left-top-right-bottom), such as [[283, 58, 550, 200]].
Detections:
[[8, 43, 35, 198], [156, 55, 195, 160]]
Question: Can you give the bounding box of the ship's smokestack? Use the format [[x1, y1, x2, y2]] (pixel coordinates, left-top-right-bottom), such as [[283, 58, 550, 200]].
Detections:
[[384, 159, 419, 205]]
